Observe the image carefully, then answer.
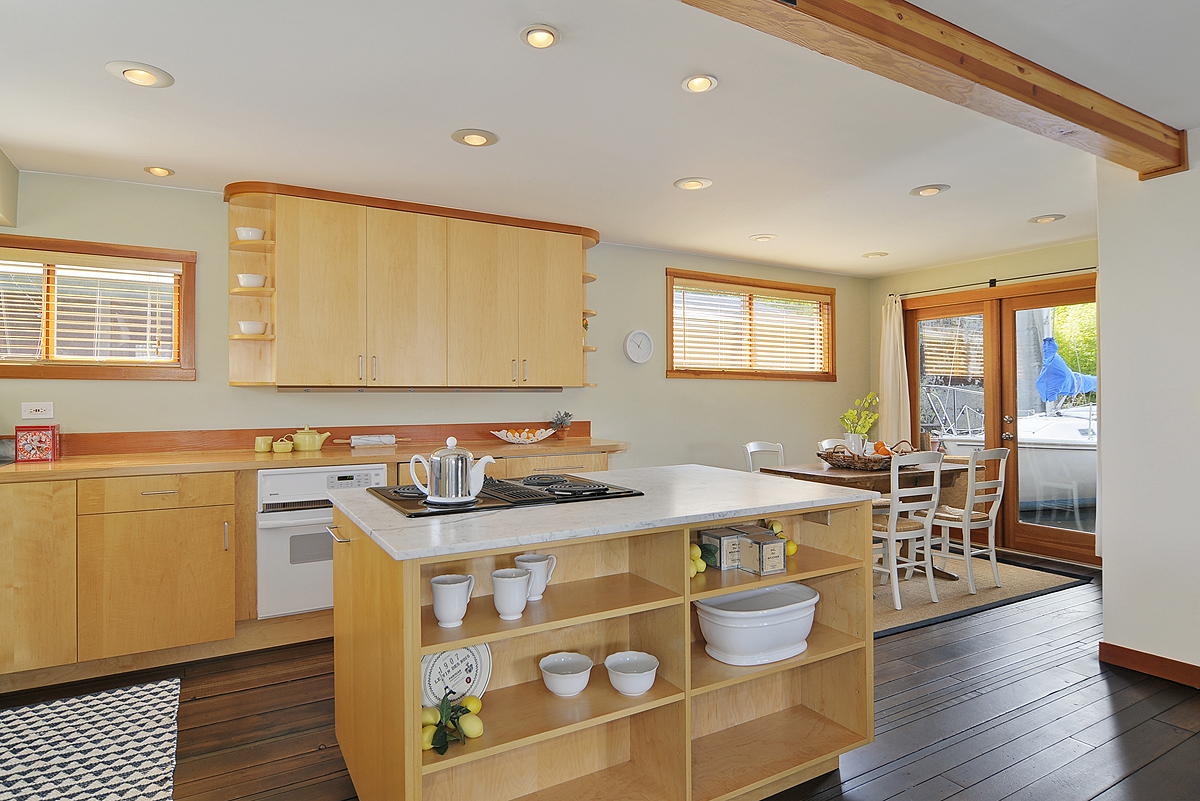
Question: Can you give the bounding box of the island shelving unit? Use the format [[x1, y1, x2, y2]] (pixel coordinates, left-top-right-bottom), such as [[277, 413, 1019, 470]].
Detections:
[[329, 464, 875, 801]]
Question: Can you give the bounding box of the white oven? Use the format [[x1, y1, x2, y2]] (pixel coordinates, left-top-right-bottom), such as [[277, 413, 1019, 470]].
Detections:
[[256, 464, 387, 619]]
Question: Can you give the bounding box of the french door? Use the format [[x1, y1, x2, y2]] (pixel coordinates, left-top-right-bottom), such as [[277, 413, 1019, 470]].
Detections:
[[904, 275, 1099, 565]]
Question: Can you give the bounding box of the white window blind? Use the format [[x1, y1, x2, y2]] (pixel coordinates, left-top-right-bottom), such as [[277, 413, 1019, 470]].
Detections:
[[0, 260, 180, 364], [668, 270, 835, 380], [919, 319, 983, 378]]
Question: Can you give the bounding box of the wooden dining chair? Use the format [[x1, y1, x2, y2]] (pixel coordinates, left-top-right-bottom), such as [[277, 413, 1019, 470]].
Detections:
[[744, 441, 785, 472], [872, 450, 944, 610], [915, 447, 1009, 595]]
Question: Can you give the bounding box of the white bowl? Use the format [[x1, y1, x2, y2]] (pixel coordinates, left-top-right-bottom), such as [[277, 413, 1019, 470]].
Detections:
[[693, 582, 819, 666], [604, 651, 658, 697], [539, 652, 593, 697], [238, 320, 267, 335], [237, 273, 267, 288], [235, 227, 266, 240]]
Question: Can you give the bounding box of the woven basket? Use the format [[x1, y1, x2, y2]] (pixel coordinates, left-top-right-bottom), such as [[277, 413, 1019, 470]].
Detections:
[[816, 440, 915, 471]]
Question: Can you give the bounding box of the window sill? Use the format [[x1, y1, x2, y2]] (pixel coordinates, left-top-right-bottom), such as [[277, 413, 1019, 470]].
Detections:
[[0, 364, 196, 381]]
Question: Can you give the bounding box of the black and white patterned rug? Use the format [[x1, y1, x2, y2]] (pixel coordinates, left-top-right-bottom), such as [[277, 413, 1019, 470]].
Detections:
[[0, 678, 180, 800]]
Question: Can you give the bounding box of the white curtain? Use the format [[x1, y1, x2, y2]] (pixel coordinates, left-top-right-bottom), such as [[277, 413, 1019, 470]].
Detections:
[[879, 294, 911, 444]]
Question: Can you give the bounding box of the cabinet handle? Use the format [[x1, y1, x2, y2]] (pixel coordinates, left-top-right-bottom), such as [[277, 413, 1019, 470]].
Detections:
[[224, 521, 229, 552], [359, 355, 364, 381], [512, 359, 517, 382], [327, 525, 350, 544], [372, 355, 377, 381], [535, 465, 584, 472], [141, 490, 178, 496], [523, 359, 528, 382]]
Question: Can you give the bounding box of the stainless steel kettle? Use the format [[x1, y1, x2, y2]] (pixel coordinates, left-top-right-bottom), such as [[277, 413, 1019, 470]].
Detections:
[[410, 437, 496, 502]]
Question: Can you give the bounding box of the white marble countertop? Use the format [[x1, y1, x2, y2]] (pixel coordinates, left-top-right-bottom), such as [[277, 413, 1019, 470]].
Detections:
[[329, 463, 877, 562]]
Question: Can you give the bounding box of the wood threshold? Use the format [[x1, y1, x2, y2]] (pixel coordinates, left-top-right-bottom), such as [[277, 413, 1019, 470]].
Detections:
[[682, 0, 1185, 177], [224, 182, 600, 248], [1098, 641, 1200, 689]]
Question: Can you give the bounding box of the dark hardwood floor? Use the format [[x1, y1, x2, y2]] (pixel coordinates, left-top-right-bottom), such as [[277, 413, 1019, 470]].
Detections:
[[4, 565, 1196, 801]]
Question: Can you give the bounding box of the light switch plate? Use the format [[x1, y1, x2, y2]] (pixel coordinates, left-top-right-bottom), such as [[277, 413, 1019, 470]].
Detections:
[[21, 402, 53, 419]]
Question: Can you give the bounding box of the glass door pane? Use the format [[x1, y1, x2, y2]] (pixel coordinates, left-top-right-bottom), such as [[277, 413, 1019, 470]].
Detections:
[[917, 314, 986, 453], [1012, 303, 1098, 534]]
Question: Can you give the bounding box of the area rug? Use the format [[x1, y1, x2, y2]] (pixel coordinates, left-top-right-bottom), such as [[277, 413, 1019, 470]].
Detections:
[[0, 678, 180, 800], [873, 557, 1091, 638]]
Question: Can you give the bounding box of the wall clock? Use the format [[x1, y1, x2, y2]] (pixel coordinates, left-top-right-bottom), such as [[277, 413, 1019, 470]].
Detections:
[[623, 330, 654, 364]]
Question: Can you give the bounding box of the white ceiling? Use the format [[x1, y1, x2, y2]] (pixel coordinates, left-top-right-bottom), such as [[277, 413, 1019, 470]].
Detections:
[[1, 1, 1191, 277]]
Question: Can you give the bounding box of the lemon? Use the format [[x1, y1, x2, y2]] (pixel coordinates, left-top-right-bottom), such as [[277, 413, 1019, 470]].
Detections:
[[421, 724, 438, 751], [457, 713, 484, 739], [768, 520, 784, 533], [689, 543, 702, 560], [460, 695, 482, 715], [786, 540, 798, 556], [693, 557, 707, 573], [421, 707, 440, 726], [775, 532, 787, 540], [689, 561, 698, 578]]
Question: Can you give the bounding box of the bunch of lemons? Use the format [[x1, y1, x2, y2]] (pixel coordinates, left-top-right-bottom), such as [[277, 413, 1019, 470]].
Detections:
[[421, 694, 484, 753], [688, 543, 708, 577], [766, 520, 799, 557]]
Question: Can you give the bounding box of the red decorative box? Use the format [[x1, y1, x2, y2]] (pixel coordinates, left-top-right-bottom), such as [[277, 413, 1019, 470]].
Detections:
[[15, 424, 61, 462]]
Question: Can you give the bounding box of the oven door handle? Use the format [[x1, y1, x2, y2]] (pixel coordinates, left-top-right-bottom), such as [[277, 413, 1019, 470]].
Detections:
[[327, 525, 350, 543], [257, 516, 335, 529]]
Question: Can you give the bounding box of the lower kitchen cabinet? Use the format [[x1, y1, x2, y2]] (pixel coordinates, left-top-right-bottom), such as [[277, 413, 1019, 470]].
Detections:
[[77, 505, 236, 661], [0, 481, 77, 674]]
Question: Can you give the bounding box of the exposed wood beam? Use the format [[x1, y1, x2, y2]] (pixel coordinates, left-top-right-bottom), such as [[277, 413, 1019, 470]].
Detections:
[[682, 0, 1187, 179]]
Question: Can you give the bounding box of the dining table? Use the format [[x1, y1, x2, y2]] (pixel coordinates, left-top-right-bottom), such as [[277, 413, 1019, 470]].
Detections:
[[760, 460, 972, 581]]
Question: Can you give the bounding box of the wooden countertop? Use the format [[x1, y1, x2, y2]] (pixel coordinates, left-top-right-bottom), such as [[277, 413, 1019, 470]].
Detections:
[[0, 437, 628, 483]]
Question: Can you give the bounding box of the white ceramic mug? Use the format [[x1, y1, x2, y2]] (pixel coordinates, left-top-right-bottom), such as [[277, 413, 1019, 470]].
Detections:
[[514, 553, 557, 601], [431, 574, 475, 628], [491, 568, 532, 621]]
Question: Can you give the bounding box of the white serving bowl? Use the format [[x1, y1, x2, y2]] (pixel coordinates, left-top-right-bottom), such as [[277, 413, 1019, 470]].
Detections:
[[237, 273, 267, 288], [235, 226, 266, 240], [238, 320, 268, 335], [604, 651, 658, 697], [693, 582, 819, 666], [539, 652, 593, 697]]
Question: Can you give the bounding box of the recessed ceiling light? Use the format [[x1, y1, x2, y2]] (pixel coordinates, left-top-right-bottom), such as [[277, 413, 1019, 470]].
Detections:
[[862, 252, 889, 259], [910, 184, 950, 196], [683, 75, 718, 93], [105, 61, 174, 88], [673, 177, 712, 190], [749, 234, 777, 242], [521, 24, 559, 48], [1029, 214, 1065, 224], [451, 129, 499, 147], [144, 166, 174, 177]]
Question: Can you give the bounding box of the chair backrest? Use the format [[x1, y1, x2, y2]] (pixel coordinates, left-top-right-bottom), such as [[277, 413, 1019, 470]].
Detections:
[[887, 450, 943, 522], [817, 438, 843, 451], [744, 441, 785, 472], [966, 447, 1009, 521]]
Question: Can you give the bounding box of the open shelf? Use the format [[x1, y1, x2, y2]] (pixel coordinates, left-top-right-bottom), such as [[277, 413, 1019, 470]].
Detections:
[[229, 239, 275, 252], [229, 286, 274, 297], [582, 345, 597, 352], [421, 676, 682, 774], [583, 309, 596, 318], [691, 705, 866, 801], [228, 334, 274, 341], [582, 272, 596, 283], [421, 573, 681, 652], [689, 545, 860, 601], [689, 624, 863, 696], [510, 762, 672, 801]]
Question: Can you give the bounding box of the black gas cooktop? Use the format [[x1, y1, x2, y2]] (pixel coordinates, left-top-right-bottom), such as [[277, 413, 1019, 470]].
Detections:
[[367, 474, 644, 518]]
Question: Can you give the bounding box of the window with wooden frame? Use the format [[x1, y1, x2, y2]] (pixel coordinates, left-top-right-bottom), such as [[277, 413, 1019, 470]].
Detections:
[[666, 268, 836, 381], [0, 235, 196, 380]]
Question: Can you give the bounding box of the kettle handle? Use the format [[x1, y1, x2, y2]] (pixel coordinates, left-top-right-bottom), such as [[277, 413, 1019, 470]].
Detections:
[[410, 455, 430, 495], [470, 455, 496, 497]]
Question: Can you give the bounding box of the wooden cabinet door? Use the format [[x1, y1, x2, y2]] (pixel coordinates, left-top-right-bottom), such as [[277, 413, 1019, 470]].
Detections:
[[518, 228, 584, 387], [276, 195, 367, 386], [0, 481, 77, 673], [365, 208, 448, 385], [77, 506, 236, 661], [501, 452, 608, 477], [446, 218, 519, 386]]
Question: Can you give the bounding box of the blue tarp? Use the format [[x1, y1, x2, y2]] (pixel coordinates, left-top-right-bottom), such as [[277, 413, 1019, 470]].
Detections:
[[1036, 337, 1097, 401]]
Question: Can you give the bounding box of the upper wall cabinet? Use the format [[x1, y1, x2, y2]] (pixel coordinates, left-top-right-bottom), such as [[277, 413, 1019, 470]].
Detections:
[[226, 183, 597, 388]]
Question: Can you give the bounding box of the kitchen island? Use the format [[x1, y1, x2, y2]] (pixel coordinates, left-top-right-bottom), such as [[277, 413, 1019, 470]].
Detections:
[[328, 464, 877, 801]]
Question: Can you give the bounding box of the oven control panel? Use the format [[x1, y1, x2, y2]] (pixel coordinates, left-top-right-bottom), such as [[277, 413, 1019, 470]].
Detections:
[[327, 471, 382, 490]]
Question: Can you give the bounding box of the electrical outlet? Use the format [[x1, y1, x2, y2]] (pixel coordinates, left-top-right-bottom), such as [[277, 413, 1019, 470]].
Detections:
[[21, 402, 54, 419]]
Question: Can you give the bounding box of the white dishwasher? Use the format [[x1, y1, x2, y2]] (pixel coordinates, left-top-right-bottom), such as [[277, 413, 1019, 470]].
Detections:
[[256, 463, 387, 619]]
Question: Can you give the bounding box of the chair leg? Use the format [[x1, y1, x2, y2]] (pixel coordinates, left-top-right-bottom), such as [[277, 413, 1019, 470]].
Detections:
[[887, 540, 902, 611], [922, 531, 938, 604], [960, 526, 977, 595], [988, 525, 1002, 587]]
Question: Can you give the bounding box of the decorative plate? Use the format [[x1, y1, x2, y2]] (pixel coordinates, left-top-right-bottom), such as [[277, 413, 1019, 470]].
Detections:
[[491, 428, 555, 444], [420, 644, 492, 706]]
